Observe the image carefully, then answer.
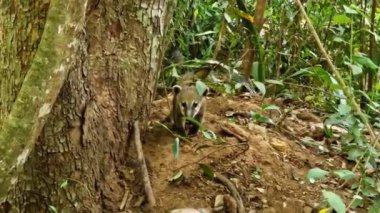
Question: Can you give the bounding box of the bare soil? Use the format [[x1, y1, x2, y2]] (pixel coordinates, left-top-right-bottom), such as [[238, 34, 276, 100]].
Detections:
[[140, 94, 361, 213]]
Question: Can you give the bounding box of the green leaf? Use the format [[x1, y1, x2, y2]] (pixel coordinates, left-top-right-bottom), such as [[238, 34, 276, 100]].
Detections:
[[307, 168, 329, 183], [343, 5, 358, 14], [288, 68, 311, 78], [375, 83, 380, 91], [168, 170, 183, 182], [337, 103, 351, 115], [322, 190, 346, 213], [333, 170, 355, 181], [251, 61, 259, 80], [262, 104, 280, 112], [250, 111, 273, 124], [199, 164, 214, 179], [265, 79, 284, 85], [223, 12, 232, 23], [202, 129, 217, 140], [60, 180, 69, 189], [196, 80, 208, 96], [193, 8, 199, 20], [172, 137, 180, 160], [353, 53, 379, 70], [224, 83, 232, 94], [369, 200, 380, 213], [347, 148, 365, 161], [344, 61, 362, 75], [48, 205, 58, 213], [253, 81, 266, 96], [234, 83, 242, 90], [350, 195, 363, 209], [333, 37, 345, 43], [171, 67, 180, 78], [309, 67, 333, 85], [363, 176, 375, 186], [185, 116, 203, 129], [332, 14, 352, 25], [195, 30, 216, 37]]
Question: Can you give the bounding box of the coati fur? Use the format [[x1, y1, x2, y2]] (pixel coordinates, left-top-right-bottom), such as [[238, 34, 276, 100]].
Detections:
[[171, 73, 208, 136]]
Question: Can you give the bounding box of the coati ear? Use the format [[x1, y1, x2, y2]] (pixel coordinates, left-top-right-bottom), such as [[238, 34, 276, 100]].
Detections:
[[173, 85, 182, 94]]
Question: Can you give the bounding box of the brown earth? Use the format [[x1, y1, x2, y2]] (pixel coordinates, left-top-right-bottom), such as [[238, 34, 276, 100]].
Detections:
[[137, 94, 362, 213]]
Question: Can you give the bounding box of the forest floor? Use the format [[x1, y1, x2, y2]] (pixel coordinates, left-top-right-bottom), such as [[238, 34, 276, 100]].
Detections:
[[141, 93, 363, 213]]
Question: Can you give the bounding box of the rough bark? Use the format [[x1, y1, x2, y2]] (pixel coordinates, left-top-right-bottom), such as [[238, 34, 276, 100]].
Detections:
[[0, 0, 49, 126], [0, 0, 87, 196], [1, 0, 175, 212]]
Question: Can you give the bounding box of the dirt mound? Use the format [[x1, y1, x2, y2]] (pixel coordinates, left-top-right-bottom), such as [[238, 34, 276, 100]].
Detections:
[[141, 94, 358, 213]]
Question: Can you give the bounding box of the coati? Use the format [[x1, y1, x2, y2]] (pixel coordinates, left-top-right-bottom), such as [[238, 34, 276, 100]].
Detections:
[[171, 73, 208, 136]]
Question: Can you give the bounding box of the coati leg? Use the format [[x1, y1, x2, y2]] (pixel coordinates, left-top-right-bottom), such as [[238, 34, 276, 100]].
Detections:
[[171, 85, 186, 135]]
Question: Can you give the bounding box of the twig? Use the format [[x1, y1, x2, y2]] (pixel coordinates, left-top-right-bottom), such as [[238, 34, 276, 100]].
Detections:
[[119, 189, 130, 210], [154, 121, 190, 143], [134, 121, 156, 207], [214, 172, 245, 213], [345, 155, 370, 211], [295, 0, 380, 150]]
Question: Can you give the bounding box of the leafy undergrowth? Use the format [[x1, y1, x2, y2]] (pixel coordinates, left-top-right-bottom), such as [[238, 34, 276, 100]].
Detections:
[[142, 94, 367, 213]]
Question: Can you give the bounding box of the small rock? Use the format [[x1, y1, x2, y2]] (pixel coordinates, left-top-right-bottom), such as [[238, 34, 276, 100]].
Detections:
[[262, 198, 268, 204], [214, 194, 224, 207], [270, 138, 289, 152]]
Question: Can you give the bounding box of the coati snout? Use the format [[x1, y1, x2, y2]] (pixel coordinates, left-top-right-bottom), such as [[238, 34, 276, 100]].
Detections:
[[171, 83, 208, 136]]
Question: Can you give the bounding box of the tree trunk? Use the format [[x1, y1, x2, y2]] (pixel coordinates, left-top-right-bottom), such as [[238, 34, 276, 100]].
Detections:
[[0, 0, 174, 212]]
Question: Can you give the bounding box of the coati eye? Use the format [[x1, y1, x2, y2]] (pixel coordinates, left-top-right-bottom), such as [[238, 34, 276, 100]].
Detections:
[[193, 102, 198, 107], [181, 102, 186, 108]]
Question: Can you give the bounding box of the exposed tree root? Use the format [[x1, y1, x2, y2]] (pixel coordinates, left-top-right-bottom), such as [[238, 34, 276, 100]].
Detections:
[[134, 121, 156, 207], [214, 172, 245, 213]]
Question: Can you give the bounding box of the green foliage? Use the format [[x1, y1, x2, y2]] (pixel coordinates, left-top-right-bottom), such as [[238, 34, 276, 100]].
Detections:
[[322, 190, 346, 213], [307, 168, 329, 183], [164, 1, 380, 211], [250, 111, 273, 125], [172, 137, 180, 160], [48, 205, 58, 213], [201, 129, 217, 141], [251, 167, 262, 180], [168, 170, 184, 183], [60, 180, 69, 189], [333, 170, 355, 181], [199, 163, 215, 179], [195, 80, 208, 96]]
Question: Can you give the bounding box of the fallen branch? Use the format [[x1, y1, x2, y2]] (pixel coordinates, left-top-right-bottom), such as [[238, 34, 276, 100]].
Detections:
[[119, 189, 130, 210], [220, 122, 250, 142], [134, 121, 156, 207]]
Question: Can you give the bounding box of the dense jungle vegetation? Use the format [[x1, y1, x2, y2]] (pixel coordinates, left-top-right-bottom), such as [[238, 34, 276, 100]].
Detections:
[[160, 0, 380, 212]]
